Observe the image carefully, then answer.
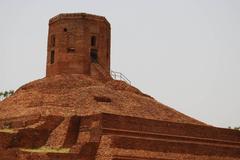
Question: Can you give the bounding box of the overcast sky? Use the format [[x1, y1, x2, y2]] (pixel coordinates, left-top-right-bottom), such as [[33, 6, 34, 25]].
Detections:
[[0, 0, 240, 128]]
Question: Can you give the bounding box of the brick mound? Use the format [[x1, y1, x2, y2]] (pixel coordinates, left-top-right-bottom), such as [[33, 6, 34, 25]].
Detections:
[[0, 74, 204, 125], [1, 74, 239, 160]]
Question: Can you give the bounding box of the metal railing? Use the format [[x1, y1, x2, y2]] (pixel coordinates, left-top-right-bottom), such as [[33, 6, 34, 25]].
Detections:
[[111, 71, 131, 85]]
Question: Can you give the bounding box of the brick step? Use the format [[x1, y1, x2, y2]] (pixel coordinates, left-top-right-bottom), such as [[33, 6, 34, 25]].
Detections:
[[0, 132, 16, 148], [0, 114, 41, 129], [0, 116, 64, 149], [103, 128, 240, 148], [101, 113, 240, 142], [1, 141, 97, 159], [19, 151, 81, 160], [112, 155, 174, 160], [47, 153, 80, 160], [0, 149, 18, 160], [110, 135, 240, 158], [20, 150, 96, 160]]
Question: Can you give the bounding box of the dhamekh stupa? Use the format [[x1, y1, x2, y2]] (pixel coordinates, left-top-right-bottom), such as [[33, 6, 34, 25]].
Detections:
[[0, 13, 240, 160]]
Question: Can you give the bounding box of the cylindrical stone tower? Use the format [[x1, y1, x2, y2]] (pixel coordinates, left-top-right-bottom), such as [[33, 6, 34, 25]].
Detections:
[[46, 13, 111, 77]]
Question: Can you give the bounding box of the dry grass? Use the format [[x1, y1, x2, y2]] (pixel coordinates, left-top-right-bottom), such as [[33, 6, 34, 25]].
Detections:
[[0, 128, 17, 133], [20, 147, 70, 153]]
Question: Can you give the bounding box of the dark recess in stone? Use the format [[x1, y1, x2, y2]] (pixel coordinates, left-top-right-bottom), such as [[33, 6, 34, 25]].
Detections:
[[94, 96, 111, 103], [63, 116, 81, 147]]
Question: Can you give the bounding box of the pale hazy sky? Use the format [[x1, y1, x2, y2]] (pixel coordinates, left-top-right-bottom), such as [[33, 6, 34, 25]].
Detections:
[[0, 0, 240, 128]]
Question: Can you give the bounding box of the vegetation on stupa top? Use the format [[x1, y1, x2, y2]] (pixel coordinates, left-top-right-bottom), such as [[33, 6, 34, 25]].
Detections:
[[0, 90, 14, 101]]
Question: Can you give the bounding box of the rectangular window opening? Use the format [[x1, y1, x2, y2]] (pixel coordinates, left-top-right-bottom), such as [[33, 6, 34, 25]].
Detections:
[[91, 36, 96, 46], [67, 48, 75, 53], [50, 50, 55, 64], [51, 35, 55, 47], [90, 49, 98, 63]]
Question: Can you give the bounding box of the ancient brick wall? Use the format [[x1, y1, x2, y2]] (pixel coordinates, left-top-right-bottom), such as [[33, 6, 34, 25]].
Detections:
[[0, 132, 15, 148], [46, 13, 111, 77], [111, 136, 240, 158], [1, 113, 240, 159], [101, 113, 240, 142], [97, 113, 240, 159]]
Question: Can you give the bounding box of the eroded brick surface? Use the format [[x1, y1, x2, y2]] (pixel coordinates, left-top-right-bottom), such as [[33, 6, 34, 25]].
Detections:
[[0, 13, 239, 160]]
